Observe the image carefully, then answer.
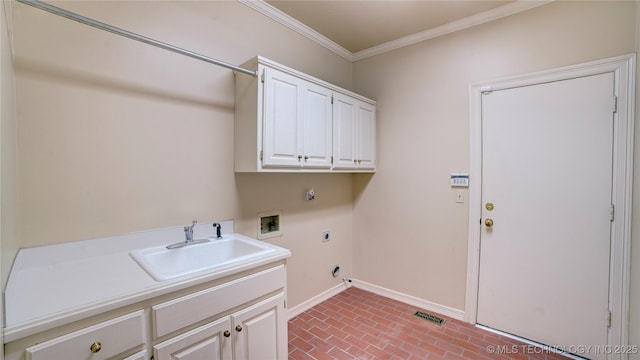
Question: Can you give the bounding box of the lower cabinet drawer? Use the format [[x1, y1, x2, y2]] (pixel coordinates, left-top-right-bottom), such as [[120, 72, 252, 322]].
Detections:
[[152, 265, 285, 338], [25, 310, 145, 360]]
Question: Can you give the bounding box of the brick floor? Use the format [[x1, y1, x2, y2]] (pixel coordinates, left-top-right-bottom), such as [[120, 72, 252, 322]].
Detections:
[[288, 287, 571, 360]]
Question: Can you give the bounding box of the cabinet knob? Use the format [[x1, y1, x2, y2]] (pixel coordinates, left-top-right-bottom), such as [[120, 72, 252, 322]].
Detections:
[[297, 155, 302, 161], [304, 155, 309, 161], [235, 325, 243, 332], [223, 330, 231, 337], [358, 160, 362, 164], [90, 342, 102, 353]]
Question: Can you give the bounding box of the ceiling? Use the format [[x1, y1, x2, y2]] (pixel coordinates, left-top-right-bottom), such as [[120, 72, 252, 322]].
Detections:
[[265, 0, 516, 53]]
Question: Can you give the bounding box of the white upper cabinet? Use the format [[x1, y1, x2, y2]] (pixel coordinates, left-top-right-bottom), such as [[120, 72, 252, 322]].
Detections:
[[235, 56, 375, 173], [262, 68, 332, 169], [333, 93, 376, 170]]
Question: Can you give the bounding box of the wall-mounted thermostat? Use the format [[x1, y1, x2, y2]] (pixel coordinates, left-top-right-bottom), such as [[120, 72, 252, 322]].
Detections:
[[258, 210, 282, 240], [450, 173, 469, 187]]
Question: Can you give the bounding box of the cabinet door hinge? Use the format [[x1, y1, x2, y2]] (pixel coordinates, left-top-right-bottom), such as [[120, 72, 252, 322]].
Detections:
[[261, 70, 265, 83], [613, 95, 618, 113], [607, 310, 612, 328], [331, 95, 334, 105], [610, 204, 615, 221], [260, 150, 263, 161], [331, 156, 333, 164]]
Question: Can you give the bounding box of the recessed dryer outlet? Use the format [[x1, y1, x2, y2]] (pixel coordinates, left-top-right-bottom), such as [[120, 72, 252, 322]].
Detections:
[[258, 210, 282, 240]]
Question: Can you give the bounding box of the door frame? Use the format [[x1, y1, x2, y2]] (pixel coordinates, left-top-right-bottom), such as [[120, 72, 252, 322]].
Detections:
[[465, 54, 635, 353]]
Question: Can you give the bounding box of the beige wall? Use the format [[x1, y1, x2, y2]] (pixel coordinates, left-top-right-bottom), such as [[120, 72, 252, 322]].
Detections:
[[2, 0, 19, 292], [2, 0, 18, 355], [10, 0, 353, 309], [352, 0, 637, 326], [7, 0, 640, 347]]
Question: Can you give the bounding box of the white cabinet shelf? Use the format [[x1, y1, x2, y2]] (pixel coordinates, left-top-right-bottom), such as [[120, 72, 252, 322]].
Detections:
[[235, 56, 376, 173]]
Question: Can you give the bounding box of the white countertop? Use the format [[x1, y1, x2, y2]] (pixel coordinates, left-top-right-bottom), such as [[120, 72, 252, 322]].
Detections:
[[3, 221, 291, 342]]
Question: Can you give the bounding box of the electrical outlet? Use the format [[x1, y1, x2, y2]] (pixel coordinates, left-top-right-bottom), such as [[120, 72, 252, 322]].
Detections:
[[322, 231, 330, 242]]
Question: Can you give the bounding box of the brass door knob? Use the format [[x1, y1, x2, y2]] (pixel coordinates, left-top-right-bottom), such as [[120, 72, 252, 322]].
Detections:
[[90, 342, 102, 353], [235, 325, 243, 332], [485, 218, 494, 228], [223, 330, 231, 337]]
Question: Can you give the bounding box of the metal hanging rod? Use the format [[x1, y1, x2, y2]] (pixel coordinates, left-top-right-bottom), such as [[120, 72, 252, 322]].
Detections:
[[16, 0, 257, 77]]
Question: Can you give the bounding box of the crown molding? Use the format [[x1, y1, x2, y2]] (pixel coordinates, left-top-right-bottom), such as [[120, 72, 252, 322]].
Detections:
[[238, 0, 354, 61], [239, 0, 554, 63], [352, 0, 553, 61]]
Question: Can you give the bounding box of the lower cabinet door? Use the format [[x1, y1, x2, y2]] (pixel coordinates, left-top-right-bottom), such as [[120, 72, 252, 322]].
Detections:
[[123, 350, 148, 360], [154, 317, 232, 360], [232, 293, 286, 360]]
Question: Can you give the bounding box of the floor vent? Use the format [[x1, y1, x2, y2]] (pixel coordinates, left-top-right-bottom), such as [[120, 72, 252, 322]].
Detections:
[[413, 311, 445, 326]]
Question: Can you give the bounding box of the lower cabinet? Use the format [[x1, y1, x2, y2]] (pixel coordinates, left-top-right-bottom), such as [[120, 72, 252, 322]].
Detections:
[[24, 311, 146, 360], [154, 317, 232, 360], [8, 265, 287, 360], [154, 293, 286, 360], [232, 293, 286, 360]]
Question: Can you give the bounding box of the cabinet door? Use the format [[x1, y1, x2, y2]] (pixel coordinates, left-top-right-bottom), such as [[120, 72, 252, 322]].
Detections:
[[332, 93, 357, 169], [301, 82, 333, 168], [332, 93, 376, 170], [154, 317, 232, 360], [355, 101, 376, 170], [263, 67, 303, 168], [232, 293, 286, 360]]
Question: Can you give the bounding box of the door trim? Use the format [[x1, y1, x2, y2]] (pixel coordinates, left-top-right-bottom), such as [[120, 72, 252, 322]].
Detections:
[[465, 54, 635, 355]]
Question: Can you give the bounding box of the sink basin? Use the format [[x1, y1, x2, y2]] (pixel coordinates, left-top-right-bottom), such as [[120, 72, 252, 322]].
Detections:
[[129, 236, 277, 281]]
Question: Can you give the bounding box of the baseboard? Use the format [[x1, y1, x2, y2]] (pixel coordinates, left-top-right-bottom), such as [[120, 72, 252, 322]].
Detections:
[[288, 278, 465, 321], [287, 281, 351, 320], [351, 279, 466, 321]]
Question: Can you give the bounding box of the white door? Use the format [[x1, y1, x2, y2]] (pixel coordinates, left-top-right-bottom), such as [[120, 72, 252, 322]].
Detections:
[[263, 67, 303, 168], [355, 101, 376, 169], [332, 93, 376, 170], [301, 82, 333, 168], [233, 293, 286, 360], [154, 317, 232, 360], [478, 73, 614, 358], [332, 93, 356, 169]]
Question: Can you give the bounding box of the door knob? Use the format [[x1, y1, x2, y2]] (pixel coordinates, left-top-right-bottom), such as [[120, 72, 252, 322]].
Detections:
[[485, 218, 494, 228], [236, 325, 243, 332]]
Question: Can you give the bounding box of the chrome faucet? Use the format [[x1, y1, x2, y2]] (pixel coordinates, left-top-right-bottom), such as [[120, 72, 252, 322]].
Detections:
[[166, 220, 209, 249], [185, 220, 197, 242]]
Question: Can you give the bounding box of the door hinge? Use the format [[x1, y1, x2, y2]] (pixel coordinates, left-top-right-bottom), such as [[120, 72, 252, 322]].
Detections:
[[613, 95, 618, 113], [260, 150, 263, 161], [331, 95, 334, 104], [261, 70, 265, 83], [610, 204, 615, 221], [331, 156, 333, 164], [607, 310, 612, 328]]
